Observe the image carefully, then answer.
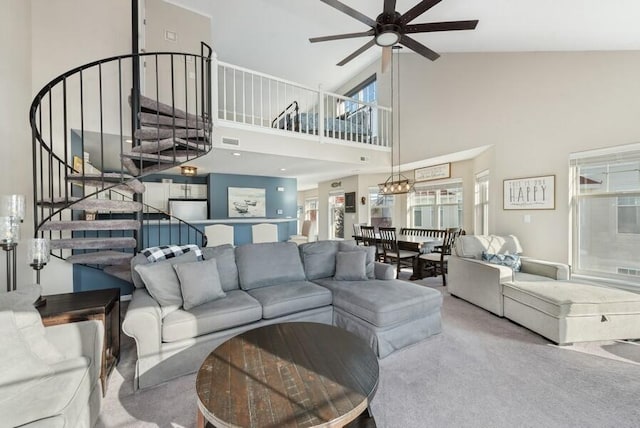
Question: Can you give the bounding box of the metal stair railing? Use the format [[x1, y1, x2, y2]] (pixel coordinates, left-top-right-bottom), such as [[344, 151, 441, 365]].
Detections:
[[30, 42, 212, 263]]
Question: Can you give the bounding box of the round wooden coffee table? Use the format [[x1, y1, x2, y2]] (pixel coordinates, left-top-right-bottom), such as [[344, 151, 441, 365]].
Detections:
[[196, 322, 379, 428]]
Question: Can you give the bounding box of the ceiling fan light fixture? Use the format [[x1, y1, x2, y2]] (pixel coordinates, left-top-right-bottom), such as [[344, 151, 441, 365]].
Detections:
[[375, 30, 400, 47]]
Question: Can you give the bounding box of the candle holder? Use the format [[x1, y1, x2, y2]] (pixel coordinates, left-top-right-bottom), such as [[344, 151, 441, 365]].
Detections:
[[1, 216, 20, 292], [29, 238, 50, 307], [1, 194, 26, 222]]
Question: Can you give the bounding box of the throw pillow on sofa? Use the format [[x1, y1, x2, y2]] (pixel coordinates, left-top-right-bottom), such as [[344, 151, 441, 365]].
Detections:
[[334, 250, 368, 281], [338, 242, 375, 279], [482, 251, 522, 271], [173, 258, 227, 310], [134, 251, 199, 317]]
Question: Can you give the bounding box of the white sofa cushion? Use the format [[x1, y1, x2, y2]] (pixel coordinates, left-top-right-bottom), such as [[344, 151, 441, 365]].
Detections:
[[0, 311, 54, 402], [0, 356, 92, 428], [503, 281, 640, 317], [0, 285, 64, 364], [455, 235, 523, 259]]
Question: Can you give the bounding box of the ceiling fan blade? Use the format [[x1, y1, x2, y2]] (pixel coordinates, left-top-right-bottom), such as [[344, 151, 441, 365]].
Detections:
[[309, 29, 374, 43], [381, 46, 392, 72], [399, 0, 442, 25], [383, 0, 397, 16], [400, 35, 440, 61], [337, 39, 376, 66], [320, 0, 376, 27], [405, 20, 479, 34]]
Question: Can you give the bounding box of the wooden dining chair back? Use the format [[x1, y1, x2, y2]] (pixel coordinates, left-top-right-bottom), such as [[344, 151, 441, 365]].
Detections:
[[352, 223, 365, 246], [360, 226, 382, 261], [419, 227, 464, 286], [378, 227, 420, 279]]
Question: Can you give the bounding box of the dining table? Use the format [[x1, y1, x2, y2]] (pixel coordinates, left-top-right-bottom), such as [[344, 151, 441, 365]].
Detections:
[[396, 234, 442, 280], [353, 233, 443, 280]]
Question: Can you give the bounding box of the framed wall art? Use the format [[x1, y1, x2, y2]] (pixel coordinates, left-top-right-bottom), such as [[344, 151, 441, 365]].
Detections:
[[503, 175, 555, 210], [344, 192, 356, 213], [228, 187, 266, 217], [414, 163, 451, 182]]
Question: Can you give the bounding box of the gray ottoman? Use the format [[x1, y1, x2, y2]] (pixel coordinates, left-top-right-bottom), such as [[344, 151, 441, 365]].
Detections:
[[313, 278, 443, 357], [503, 280, 640, 345]]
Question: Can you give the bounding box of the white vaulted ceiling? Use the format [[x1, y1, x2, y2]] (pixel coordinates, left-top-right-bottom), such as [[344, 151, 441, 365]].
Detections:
[[167, 0, 640, 90], [161, 0, 640, 188]]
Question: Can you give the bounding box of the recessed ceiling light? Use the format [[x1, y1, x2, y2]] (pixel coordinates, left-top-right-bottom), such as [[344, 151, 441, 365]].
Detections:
[[125, 139, 132, 143], [232, 152, 241, 156], [280, 168, 286, 171]]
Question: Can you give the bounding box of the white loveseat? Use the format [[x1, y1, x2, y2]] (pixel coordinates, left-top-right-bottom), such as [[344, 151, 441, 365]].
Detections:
[[0, 286, 103, 428], [448, 235, 571, 316]]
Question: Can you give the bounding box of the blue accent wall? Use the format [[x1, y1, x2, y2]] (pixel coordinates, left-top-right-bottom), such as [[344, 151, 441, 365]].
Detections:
[[208, 173, 297, 220], [72, 172, 298, 295]]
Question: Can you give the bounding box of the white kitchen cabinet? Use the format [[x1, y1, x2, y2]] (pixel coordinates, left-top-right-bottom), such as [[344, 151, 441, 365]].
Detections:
[[169, 183, 207, 199], [144, 182, 170, 212]]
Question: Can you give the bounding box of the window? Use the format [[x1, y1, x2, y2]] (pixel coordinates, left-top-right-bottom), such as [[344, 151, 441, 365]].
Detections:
[[369, 187, 394, 228], [570, 146, 640, 284], [328, 193, 344, 239], [475, 171, 490, 235], [343, 75, 376, 113], [408, 181, 463, 229], [304, 198, 318, 224]]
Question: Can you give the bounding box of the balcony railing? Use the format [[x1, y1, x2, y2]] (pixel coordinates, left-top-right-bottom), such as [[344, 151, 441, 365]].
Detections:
[[216, 60, 391, 147]]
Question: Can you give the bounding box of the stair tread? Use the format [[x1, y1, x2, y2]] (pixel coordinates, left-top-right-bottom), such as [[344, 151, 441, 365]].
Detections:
[[122, 152, 187, 163], [103, 264, 133, 283], [130, 138, 210, 154], [67, 251, 134, 265], [64, 179, 145, 194], [138, 112, 208, 130], [134, 94, 204, 121], [134, 127, 208, 141], [37, 198, 142, 212], [67, 173, 134, 181], [50, 237, 137, 250], [41, 220, 140, 231]]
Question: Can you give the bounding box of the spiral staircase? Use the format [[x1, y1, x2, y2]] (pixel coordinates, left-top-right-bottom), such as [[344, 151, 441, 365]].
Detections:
[[30, 43, 212, 284]]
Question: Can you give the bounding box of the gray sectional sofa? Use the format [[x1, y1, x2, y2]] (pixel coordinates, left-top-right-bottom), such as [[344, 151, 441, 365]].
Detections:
[[123, 240, 442, 390]]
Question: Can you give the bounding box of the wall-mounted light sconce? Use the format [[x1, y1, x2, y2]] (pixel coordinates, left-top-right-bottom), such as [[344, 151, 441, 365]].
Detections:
[[181, 165, 197, 177]]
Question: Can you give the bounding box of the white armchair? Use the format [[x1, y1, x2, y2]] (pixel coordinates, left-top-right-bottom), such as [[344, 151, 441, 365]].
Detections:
[[448, 235, 570, 316]]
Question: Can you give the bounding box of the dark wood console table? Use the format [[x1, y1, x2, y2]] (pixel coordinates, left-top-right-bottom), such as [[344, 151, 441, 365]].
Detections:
[[38, 288, 120, 395]]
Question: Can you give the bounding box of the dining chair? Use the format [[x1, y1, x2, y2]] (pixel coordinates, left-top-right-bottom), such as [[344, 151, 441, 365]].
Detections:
[[352, 223, 365, 246], [204, 224, 235, 247], [289, 220, 315, 245], [360, 225, 383, 261], [378, 227, 420, 279], [419, 227, 464, 286], [252, 223, 279, 243]]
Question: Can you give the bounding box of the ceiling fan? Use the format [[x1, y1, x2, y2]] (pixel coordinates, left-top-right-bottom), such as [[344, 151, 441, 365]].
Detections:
[[310, 0, 478, 66]]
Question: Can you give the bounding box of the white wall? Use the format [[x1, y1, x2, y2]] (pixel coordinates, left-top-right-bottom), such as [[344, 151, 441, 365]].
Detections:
[[403, 52, 640, 262], [0, 0, 33, 291], [333, 51, 640, 263]]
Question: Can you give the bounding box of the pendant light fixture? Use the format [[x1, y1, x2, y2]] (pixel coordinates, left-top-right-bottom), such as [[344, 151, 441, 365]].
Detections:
[[379, 46, 414, 195]]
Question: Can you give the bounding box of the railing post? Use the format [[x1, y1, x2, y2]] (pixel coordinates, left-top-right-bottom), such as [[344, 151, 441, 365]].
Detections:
[[211, 51, 219, 127], [131, 0, 143, 252], [318, 84, 325, 143]]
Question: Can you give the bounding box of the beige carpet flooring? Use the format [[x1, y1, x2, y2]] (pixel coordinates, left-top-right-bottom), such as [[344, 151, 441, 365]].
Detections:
[[96, 274, 640, 428]]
